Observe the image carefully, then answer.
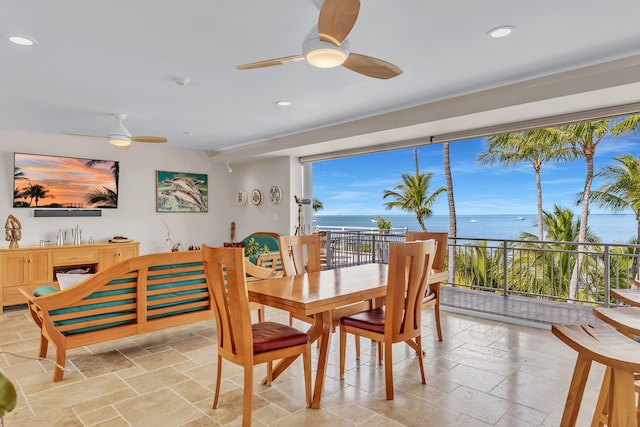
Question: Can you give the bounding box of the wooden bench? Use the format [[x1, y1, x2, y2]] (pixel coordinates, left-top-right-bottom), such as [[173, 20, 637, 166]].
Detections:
[[21, 251, 214, 382], [552, 324, 640, 426]]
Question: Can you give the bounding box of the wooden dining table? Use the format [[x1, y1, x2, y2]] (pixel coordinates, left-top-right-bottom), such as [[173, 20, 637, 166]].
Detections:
[[246, 263, 448, 408]]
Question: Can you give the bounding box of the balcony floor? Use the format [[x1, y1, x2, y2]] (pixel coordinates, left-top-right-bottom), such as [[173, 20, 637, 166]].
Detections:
[[2, 302, 606, 426]]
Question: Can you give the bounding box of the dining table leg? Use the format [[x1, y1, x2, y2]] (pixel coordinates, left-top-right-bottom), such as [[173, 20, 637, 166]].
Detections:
[[260, 311, 330, 407], [311, 310, 332, 408]]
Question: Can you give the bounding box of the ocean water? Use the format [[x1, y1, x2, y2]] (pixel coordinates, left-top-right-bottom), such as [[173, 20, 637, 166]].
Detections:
[[313, 214, 638, 243]]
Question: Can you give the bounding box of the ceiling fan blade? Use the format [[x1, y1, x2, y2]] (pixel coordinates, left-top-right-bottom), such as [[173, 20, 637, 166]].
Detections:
[[318, 0, 360, 45], [131, 136, 167, 143], [342, 53, 403, 79], [64, 132, 107, 139], [236, 55, 304, 70]]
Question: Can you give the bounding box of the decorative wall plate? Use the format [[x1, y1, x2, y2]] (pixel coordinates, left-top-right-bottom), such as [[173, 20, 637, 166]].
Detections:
[[236, 191, 247, 206], [251, 189, 263, 206], [269, 186, 282, 204]]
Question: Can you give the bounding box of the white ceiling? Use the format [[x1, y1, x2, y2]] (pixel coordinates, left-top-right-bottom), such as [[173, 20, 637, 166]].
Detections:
[[3, 0, 640, 162]]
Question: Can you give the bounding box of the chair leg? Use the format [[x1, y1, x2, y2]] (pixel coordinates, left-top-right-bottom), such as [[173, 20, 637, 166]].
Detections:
[[591, 367, 611, 427], [636, 381, 640, 427], [242, 364, 253, 427], [560, 353, 592, 427], [384, 340, 394, 400], [355, 335, 360, 360], [266, 361, 273, 386], [415, 336, 426, 384], [257, 307, 265, 323], [53, 346, 66, 382], [339, 325, 346, 379], [434, 301, 443, 341], [213, 355, 223, 409], [378, 341, 383, 365], [608, 368, 637, 427], [38, 333, 49, 358], [303, 345, 312, 407]]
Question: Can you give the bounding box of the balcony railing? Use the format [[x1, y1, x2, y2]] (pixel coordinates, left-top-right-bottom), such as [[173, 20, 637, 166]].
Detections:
[[319, 230, 639, 308]]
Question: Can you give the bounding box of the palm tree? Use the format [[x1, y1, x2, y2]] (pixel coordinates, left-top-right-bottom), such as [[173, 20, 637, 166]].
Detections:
[[587, 154, 640, 278], [312, 198, 323, 212], [611, 114, 640, 138], [87, 187, 118, 208], [383, 172, 445, 231], [454, 241, 504, 291], [443, 142, 456, 282], [23, 184, 53, 207], [477, 128, 571, 240], [14, 167, 26, 181], [516, 205, 599, 299], [561, 119, 612, 301], [85, 159, 119, 194], [13, 167, 29, 206]]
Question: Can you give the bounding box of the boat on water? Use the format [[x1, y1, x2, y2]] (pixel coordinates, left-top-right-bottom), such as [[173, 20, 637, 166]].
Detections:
[[516, 216, 525, 220], [469, 218, 478, 223]]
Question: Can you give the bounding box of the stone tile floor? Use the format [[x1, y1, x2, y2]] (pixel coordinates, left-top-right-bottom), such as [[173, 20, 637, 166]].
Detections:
[[1, 304, 607, 426]]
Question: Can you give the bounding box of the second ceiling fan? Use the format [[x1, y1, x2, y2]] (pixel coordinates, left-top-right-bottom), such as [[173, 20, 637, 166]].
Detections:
[[65, 114, 167, 150], [236, 0, 402, 80]]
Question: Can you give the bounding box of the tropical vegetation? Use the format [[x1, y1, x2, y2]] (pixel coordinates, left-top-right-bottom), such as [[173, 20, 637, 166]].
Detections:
[[382, 172, 445, 231], [372, 113, 640, 304]]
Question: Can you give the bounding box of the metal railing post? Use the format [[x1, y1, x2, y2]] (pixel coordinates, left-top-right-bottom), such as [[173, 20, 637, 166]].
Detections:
[[326, 231, 333, 268], [372, 234, 377, 263], [603, 244, 610, 308], [503, 240, 509, 298]]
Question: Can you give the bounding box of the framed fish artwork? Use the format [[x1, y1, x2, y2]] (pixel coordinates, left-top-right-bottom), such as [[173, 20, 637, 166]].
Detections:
[[156, 170, 208, 212]]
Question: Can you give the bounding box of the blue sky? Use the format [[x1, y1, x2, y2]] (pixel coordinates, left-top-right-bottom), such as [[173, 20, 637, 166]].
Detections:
[[312, 132, 639, 216]]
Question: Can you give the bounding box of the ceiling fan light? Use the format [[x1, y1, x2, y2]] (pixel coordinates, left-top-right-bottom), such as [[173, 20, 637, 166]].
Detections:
[[109, 136, 131, 147], [306, 48, 346, 68]]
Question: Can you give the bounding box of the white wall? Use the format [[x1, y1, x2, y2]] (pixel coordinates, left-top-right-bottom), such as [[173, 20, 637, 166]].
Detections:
[[225, 156, 301, 241], [1, 130, 300, 254]]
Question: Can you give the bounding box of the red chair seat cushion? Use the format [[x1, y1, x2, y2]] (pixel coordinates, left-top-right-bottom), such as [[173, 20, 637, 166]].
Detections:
[[252, 321, 309, 353], [340, 307, 385, 333]]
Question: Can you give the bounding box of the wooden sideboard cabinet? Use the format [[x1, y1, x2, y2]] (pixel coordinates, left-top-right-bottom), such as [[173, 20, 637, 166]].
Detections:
[[0, 241, 139, 312]]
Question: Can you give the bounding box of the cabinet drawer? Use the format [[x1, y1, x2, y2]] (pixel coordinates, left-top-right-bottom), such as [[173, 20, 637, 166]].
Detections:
[[52, 249, 99, 266]]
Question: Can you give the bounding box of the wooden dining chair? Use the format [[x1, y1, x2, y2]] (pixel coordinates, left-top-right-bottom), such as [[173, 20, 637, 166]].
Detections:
[[339, 240, 437, 400], [244, 257, 279, 322], [405, 231, 448, 341], [202, 245, 311, 426], [279, 234, 322, 326], [279, 234, 371, 332], [279, 234, 322, 276]]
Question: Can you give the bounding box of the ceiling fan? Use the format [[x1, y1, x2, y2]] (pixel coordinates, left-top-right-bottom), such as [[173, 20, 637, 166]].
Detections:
[[236, 0, 402, 80], [65, 113, 167, 150]]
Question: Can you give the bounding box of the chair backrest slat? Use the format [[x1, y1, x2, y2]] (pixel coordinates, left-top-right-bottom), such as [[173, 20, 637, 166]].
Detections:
[[202, 245, 253, 359], [385, 240, 436, 340], [279, 234, 321, 276], [405, 231, 447, 270]]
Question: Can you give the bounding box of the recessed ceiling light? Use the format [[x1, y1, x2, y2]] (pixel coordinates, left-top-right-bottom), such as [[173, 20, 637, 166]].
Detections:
[[488, 26, 515, 38], [183, 131, 194, 136], [276, 100, 292, 106], [7, 35, 36, 46]]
